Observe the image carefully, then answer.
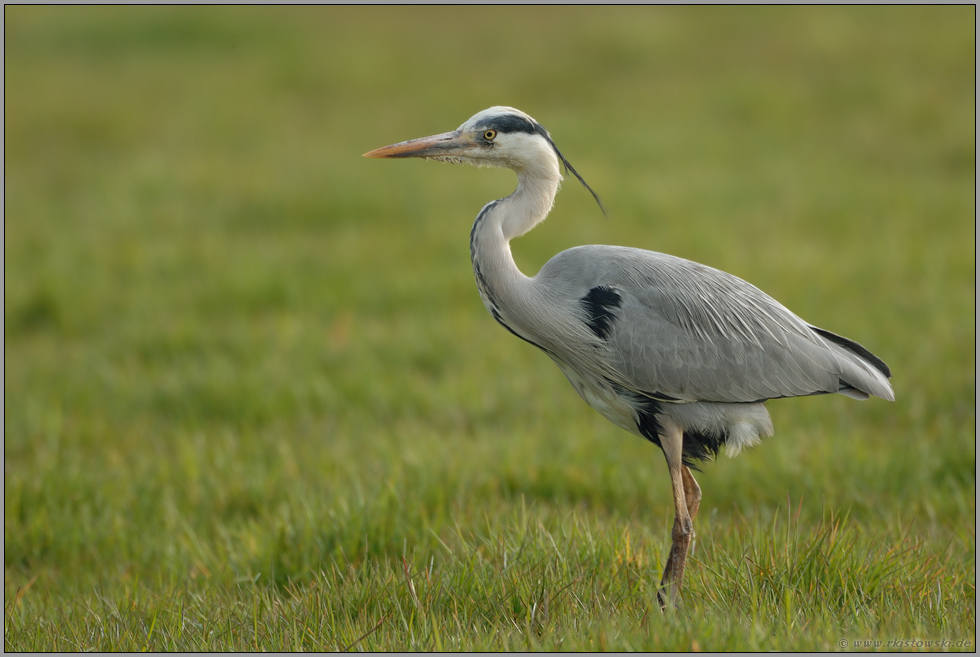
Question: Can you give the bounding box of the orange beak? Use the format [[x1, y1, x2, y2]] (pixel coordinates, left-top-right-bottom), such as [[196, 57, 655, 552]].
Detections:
[[363, 131, 474, 159]]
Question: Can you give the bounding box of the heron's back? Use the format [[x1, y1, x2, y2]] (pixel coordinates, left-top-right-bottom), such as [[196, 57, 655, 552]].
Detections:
[[531, 245, 894, 405]]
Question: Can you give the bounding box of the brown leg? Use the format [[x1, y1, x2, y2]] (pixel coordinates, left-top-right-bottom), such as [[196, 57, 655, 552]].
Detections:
[[657, 465, 702, 610], [682, 465, 701, 523], [656, 423, 694, 610]]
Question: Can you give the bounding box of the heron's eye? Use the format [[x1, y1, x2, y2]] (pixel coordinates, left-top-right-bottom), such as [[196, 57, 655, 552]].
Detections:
[[483, 129, 497, 141]]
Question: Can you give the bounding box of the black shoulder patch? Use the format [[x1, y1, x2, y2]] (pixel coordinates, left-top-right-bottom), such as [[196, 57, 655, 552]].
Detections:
[[580, 286, 622, 340], [480, 114, 537, 135]]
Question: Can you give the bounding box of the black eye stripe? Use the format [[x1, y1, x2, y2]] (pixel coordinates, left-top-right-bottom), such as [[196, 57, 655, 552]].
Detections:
[[477, 114, 536, 135]]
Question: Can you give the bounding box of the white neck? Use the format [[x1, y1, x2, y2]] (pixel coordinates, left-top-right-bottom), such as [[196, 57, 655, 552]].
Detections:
[[469, 162, 562, 332]]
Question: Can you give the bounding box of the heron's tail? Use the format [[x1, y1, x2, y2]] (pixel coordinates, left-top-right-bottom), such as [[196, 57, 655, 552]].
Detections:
[[809, 326, 895, 402]]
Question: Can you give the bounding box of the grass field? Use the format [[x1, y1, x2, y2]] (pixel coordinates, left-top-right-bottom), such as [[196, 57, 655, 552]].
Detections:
[[4, 6, 975, 651]]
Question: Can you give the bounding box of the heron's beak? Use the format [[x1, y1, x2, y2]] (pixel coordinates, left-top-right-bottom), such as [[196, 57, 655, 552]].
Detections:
[[363, 131, 476, 159]]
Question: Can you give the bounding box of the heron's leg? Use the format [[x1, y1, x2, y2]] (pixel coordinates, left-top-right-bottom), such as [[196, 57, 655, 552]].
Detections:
[[682, 465, 701, 522], [656, 423, 693, 610]]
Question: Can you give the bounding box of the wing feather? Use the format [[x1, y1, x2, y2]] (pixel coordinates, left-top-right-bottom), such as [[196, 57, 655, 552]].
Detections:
[[536, 245, 893, 404]]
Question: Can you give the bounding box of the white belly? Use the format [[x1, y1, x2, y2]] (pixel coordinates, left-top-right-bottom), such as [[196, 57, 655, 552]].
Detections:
[[553, 358, 774, 457], [554, 361, 642, 436]]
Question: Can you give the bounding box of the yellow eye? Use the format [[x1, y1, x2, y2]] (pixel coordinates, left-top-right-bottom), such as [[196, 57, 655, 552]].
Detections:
[[484, 129, 497, 141]]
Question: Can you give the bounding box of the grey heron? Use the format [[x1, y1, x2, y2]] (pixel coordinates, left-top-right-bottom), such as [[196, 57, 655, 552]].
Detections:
[[364, 106, 894, 607]]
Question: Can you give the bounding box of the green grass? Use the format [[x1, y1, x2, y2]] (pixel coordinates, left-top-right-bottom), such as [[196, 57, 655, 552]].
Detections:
[[5, 6, 975, 651]]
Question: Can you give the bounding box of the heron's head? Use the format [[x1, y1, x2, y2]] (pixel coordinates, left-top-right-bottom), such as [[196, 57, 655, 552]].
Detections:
[[364, 106, 603, 212]]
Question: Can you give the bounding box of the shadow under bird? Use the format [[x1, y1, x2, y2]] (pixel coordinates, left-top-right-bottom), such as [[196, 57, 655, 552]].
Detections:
[[364, 106, 894, 608]]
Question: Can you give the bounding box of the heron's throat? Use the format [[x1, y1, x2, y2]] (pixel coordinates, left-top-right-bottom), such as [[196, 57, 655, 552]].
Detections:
[[470, 169, 560, 265], [469, 169, 560, 323], [505, 168, 562, 240]]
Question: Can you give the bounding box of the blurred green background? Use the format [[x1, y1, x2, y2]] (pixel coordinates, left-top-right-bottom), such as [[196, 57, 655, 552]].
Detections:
[[4, 6, 975, 650]]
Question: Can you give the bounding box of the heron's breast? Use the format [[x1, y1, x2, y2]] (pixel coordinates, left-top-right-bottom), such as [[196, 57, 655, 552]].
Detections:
[[553, 362, 640, 435]]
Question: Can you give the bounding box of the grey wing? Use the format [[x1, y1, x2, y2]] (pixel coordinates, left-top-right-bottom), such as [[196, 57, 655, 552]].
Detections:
[[548, 246, 894, 404]]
